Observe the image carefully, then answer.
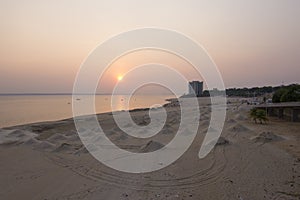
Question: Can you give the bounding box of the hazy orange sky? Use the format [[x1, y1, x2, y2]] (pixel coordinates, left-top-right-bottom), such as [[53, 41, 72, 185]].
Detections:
[[0, 0, 299, 93]]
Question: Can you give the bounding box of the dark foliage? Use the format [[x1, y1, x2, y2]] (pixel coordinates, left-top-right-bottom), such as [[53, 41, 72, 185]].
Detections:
[[272, 84, 300, 103], [201, 84, 299, 99]]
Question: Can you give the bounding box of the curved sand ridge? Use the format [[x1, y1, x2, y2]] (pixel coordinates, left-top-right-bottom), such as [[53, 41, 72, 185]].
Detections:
[[47, 142, 229, 191], [41, 105, 229, 190], [3, 104, 231, 191]]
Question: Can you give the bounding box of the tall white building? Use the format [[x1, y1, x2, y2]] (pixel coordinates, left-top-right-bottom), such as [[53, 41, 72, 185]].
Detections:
[[189, 81, 203, 96]]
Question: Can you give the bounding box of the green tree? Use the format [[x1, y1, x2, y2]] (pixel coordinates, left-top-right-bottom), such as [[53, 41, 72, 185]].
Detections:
[[280, 85, 300, 102], [272, 84, 300, 103], [272, 88, 287, 103]]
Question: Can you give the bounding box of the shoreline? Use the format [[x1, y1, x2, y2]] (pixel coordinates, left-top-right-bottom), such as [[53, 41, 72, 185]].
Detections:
[[1, 105, 164, 130], [0, 94, 174, 129]]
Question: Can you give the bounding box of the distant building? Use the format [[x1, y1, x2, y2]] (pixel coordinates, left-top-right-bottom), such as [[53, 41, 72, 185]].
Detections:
[[188, 81, 203, 96]]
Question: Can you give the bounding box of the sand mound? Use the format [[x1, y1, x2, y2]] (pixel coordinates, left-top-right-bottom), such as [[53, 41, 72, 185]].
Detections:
[[30, 124, 55, 133], [74, 146, 89, 155], [47, 134, 68, 143], [235, 114, 247, 121], [116, 134, 128, 141], [208, 136, 230, 147], [229, 123, 249, 132], [161, 127, 173, 134], [123, 123, 133, 128], [104, 130, 116, 136], [75, 144, 98, 155], [90, 135, 103, 143], [136, 119, 150, 126], [34, 141, 55, 151], [67, 134, 80, 142], [53, 143, 76, 153], [201, 115, 210, 120], [8, 130, 26, 138], [216, 137, 230, 145], [226, 118, 236, 123], [238, 106, 250, 112], [0, 129, 37, 145], [63, 130, 78, 136], [252, 132, 284, 143], [200, 120, 209, 127], [23, 138, 40, 146], [140, 140, 164, 153]]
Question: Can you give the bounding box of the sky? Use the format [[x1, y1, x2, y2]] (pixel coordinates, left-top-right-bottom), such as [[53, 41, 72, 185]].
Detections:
[[0, 0, 299, 94]]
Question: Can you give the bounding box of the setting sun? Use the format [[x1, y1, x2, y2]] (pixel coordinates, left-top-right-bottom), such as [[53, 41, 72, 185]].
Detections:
[[117, 75, 123, 81]]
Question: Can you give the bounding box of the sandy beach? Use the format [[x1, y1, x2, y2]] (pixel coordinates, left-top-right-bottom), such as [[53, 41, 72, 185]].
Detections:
[[1, 0, 299, 199], [0, 97, 299, 200]]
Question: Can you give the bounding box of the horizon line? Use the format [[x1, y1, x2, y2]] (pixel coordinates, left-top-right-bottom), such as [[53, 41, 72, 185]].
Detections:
[[0, 83, 298, 96]]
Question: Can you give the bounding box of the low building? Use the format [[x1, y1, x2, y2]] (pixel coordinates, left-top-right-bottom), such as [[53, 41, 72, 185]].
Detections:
[[255, 102, 300, 122]]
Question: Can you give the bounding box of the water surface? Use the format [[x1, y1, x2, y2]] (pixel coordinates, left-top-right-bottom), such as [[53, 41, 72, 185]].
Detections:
[[0, 95, 173, 128]]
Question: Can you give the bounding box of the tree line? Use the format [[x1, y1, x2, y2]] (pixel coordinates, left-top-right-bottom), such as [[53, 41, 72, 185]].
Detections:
[[272, 84, 300, 103], [202, 84, 300, 103]]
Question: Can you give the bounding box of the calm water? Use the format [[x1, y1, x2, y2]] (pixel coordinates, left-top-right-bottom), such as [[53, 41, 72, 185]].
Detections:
[[0, 95, 174, 128]]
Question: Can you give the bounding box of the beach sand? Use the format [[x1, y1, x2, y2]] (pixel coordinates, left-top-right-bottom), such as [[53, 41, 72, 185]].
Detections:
[[0, 98, 299, 200]]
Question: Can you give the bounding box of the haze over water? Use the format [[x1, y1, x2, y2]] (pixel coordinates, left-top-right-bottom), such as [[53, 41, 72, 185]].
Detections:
[[0, 94, 173, 128]]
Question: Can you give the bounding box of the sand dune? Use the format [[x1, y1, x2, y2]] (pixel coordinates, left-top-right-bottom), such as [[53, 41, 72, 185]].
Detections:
[[228, 123, 250, 132], [252, 131, 284, 143], [0, 129, 37, 144], [226, 118, 236, 123], [140, 140, 164, 153], [48, 133, 69, 143], [33, 141, 56, 151], [234, 113, 248, 121], [215, 136, 230, 145]]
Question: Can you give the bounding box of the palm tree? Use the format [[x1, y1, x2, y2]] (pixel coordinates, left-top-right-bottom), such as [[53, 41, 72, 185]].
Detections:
[[249, 108, 268, 124], [256, 109, 268, 124], [250, 108, 258, 123]]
